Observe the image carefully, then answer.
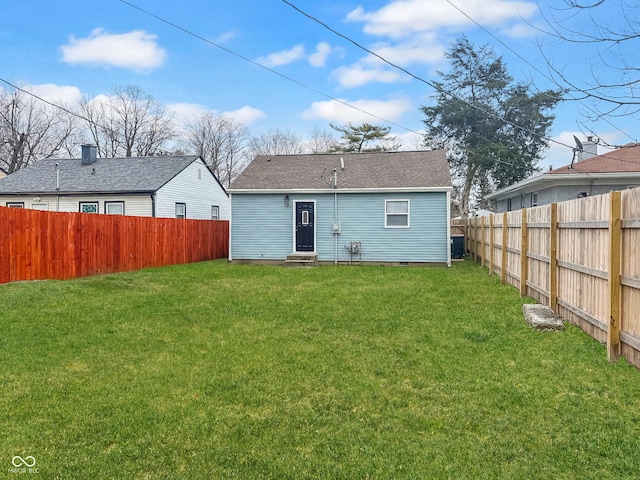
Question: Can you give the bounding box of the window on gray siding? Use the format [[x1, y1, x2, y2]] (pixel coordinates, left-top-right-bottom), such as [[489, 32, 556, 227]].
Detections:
[[211, 205, 219, 220], [175, 203, 186, 219], [507, 198, 512, 211], [6, 202, 24, 208], [385, 199, 410, 228], [532, 192, 538, 207]]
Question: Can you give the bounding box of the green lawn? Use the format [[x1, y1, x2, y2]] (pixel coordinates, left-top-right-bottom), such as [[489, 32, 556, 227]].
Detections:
[[2, 260, 640, 479]]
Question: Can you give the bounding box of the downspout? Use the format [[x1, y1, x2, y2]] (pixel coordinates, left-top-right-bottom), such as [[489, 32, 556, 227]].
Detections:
[[151, 193, 156, 217], [334, 169, 338, 265], [55, 162, 60, 211], [334, 191, 338, 265], [446, 189, 451, 267], [228, 193, 233, 262]]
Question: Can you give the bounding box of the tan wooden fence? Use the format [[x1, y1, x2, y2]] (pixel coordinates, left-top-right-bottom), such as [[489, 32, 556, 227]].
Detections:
[[0, 206, 229, 285], [463, 188, 640, 367]]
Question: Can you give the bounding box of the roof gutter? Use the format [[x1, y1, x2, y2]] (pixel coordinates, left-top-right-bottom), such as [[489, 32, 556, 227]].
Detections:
[[227, 186, 453, 194], [485, 172, 640, 200]]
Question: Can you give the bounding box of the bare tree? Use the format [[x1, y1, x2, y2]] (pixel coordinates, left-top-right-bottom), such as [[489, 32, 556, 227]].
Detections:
[[183, 112, 250, 187], [305, 125, 337, 153], [537, 1, 640, 120], [247, 128, 304, 157], [0, 87, 76, 173], [79, 85, 175, 158]]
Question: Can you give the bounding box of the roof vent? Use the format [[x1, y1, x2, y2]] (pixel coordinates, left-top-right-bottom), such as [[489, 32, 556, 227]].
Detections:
[[81, 144, 97, 165]]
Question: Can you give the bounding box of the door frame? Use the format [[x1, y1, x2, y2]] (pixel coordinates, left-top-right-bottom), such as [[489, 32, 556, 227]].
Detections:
[[292, 199, 316, 253]]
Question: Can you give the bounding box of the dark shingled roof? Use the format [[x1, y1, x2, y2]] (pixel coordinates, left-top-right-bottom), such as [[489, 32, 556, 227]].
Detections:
[[0, 156, 201, 194], [229, 150, 452, 191]]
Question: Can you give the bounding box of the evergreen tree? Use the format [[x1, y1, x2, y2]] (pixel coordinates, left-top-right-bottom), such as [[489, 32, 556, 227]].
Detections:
[[421, 36, 562, 217], [330, 122, 399, 153]]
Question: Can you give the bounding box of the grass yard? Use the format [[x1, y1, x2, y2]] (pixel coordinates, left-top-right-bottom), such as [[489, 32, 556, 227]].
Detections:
[[2, 260, 640, 479]]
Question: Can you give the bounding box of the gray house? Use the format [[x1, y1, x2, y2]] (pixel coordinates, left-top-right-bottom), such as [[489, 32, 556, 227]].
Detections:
[[486, 141, 640, 212], [228, 151, 453, 265], [0, 145, 229, 219]]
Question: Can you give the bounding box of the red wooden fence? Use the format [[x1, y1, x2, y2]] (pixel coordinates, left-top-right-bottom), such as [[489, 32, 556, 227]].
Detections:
[[0, 206, 229, 284]]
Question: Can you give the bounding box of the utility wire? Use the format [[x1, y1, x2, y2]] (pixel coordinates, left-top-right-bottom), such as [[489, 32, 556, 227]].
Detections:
[[443, 0, 635, 144], [117, 0, 423, 136], [280, 0, 574, 154], [0, 77, 97, 126]]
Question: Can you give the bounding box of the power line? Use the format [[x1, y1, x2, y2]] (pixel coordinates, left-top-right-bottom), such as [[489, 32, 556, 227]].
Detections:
[[280, 0, 574, 154], [0, 78, 95, 126], [116, 0, 423, 136], [443, 0, 635, 144]]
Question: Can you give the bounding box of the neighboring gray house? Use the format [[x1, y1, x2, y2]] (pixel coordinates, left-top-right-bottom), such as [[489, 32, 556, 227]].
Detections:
[[0, 145, 229, 219], [228, 151, 453, 265], [486, 141, 640, 212]]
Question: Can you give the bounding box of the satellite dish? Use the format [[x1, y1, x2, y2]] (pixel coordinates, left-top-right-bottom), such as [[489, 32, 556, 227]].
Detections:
[[573, 135, 584, 152], [570, 136, 584, 170]]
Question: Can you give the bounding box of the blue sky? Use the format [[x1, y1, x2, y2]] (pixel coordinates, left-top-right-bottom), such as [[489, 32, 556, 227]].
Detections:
[[2, 0, 637, 169]]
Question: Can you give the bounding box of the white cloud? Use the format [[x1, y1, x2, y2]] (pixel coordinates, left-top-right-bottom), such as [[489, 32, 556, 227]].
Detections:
[[370, 33, 445, 66], [347, 0, 537, 38], [308, 42, 333, 67], [25, 83, 83, 105], [224, 106, 266, 125], [302, 98, 412, 123], [61, 28, 167, 72], [215, 31, 238, 44], [332, 60, 403, 88], [258, 45, 305, 67], [167, 102, 210, 124], [167, 103, 265, 127]]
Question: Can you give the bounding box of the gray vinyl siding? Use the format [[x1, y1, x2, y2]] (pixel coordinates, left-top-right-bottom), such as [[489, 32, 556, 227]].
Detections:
[[231, 191, 449, 263], [494, 184, 639, 213]]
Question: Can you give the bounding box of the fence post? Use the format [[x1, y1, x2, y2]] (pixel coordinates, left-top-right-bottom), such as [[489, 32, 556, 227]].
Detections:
[[520, 208, 528, 297], [481, 216, 486, 266], [471, 218, 477, 263], [549, 203, 558, 312], [608, 191, 622, 362], [501, 212, 508, 285], [489, 214, 494, 276]]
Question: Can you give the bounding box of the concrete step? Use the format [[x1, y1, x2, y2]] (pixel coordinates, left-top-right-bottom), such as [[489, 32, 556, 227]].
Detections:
[[285, 253, 318, 267]]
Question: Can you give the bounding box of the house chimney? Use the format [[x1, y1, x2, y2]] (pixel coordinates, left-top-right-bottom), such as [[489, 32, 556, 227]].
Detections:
[[81, 144, 97, 165], [577, 136, 598, 162]]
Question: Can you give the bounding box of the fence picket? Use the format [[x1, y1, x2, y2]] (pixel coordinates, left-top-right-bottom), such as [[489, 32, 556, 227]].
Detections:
[[459, 188, 640, 368], [0, 206, 229, 285]]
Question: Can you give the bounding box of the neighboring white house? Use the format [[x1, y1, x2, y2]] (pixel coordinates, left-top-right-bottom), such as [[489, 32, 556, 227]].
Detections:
[[0, 168, 6, 180], [0, 145, 229, 219]]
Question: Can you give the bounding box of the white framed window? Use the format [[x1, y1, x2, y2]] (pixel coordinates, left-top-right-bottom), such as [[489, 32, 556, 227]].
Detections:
[[211, 205, 219, 220], [532, 192, 538, 207], [105, 201, 124, 215], [31, 203, 49, 210], [175, 203, 186, 219], [80, 202, 98, 213], [6, 202, 24, 208], [385, 199, 410, 228]]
